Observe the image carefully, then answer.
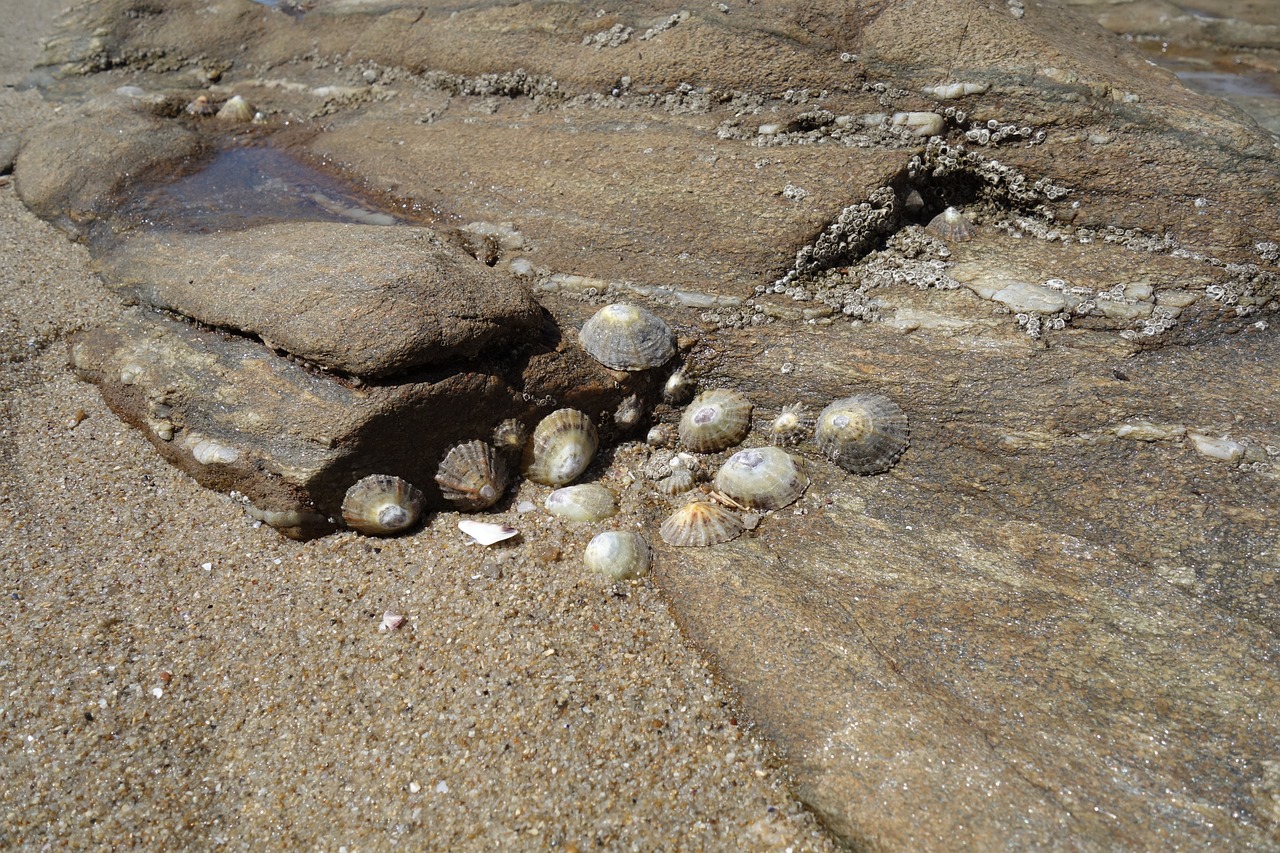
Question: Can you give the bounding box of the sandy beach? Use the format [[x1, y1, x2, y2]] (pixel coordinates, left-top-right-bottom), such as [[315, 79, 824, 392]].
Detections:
[[0, 4, 838, 849]]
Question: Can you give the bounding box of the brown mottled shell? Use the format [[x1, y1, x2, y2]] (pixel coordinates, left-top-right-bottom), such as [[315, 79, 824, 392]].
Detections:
[[522, 408, 599, 486], [925, 206, 975, 242], [660, 500, 744, 547], [342, 474, 425, 536], [814, 394, 909, 474], [713, 447, 808, 511], [435, 440, 509, 511], [492, 418, 529, 459], [579, 303, 675, 371], [678, 389, 753, 453]]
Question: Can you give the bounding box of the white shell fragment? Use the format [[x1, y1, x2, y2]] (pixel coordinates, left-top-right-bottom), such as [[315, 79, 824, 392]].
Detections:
[[458, 519, 520, 545], [183, 432, 240, 465], [583, 531, 653, 580], [379, 611, 406, 632], [1187, 431, 1245, 463], [544, 483, 619, 522], [579, 303, 675, 370]]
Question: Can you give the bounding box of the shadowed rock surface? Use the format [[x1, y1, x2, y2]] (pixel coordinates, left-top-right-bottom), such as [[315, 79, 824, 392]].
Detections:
[[16, 0, 1280, 847]]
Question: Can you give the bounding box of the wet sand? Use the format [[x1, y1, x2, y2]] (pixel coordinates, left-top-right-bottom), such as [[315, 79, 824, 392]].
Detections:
[[0, 4, 837, 849]]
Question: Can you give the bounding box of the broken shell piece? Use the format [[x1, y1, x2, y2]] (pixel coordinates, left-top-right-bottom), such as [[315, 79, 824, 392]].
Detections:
[[579, 303, 675, 370], [925, 207, 976, 242], [342, 474, 425, 536], [458, 518, 519, 545], [660, 500, 744, 547], [583, 531, 652, 580], [379, 611, 406, 632]]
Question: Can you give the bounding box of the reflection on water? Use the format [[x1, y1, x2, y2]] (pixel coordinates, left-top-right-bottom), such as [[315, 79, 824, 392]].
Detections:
[[1135, 38, 1280, 133], [113, 146, 411, 234]]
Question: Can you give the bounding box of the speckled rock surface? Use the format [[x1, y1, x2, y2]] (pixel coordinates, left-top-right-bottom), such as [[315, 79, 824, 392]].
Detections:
[[11, 0, 1280, 848], [94, 222, 544, 378]]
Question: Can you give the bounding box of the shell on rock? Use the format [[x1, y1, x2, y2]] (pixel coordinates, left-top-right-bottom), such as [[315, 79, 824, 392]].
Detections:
[[925, 206, 976, 242], [342, 474, 425, 536], [646, 423, 678, 448], [579, 303, 675, 371], [435, 440, 509, 511], [660, 500, 744, 547], [663, 367, 695, 404], [522, 408, 600, 486], [815, 393, 910, 475], [216, 95, 254, 122], [583, 531, 653, 580], [492, 418, 529, 459], [613, 394, 643, 431], [657, 466, 696, 495], [679, 389, 753, 453], [544, 483, 618, 522], [713, 447, 808, 511], [768, 404, 810, 447]]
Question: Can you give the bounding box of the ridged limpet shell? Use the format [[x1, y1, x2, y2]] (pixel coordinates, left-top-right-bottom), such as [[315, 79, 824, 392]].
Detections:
[[342, 474, 425, 536], [925, 206, 975, 242], [713, 447, 808, 511], [583, 531, 652, 579], [767, 403, 810, 447], [435, 440, 509, 511], [678, 389, 753, 453], [544, 483, 618, 522], [579, 303, 675, 371], [522, 408, 599, 486], [659, 500, 744, 547], [814, 394, 909, 474]]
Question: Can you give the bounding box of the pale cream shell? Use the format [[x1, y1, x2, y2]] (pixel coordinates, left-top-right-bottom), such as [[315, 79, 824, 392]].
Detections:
[[341, 474, 425, 536], [579, 303, 675, 371], [435, 440, 508, 511], [712, 447, 808, 511], [925, 206, 975, 242], [544, 483, 618, 522], [522, 408, 600, 486], [583, 531, 652, 580], [659, 500, 744, 547], [814, 393, 909, 474], [678, 389, 753, 453]]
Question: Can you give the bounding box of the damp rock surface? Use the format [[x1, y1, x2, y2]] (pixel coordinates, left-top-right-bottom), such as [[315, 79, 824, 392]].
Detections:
[[94, 222, 544, 378]]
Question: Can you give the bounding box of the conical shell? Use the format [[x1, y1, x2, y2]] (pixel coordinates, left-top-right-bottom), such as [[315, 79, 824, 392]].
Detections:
[[522, 408, 599, 486], [583, 531, 652, 580], [659, 500, 744, 547], [815, 394, 909, 474], [678, 389, 753, 453], [545, 483, 618, 522], [579, 303, 675, 371], [925, 206, 975, 242], [435, 440, 509, 511], [768, 404, 810, 447], [216, 94, 254, 122], [492, 418, 529, 459], [713, 447, 808, 510], [342, 474, 425, 536]]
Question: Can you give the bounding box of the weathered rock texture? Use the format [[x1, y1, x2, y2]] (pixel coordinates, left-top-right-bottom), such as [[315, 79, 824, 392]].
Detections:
[[22, 0, 1280, 847], [95, 222, 544, 377]]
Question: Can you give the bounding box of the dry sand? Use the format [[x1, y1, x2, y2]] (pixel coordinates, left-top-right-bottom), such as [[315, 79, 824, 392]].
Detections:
[[0, 4, 837, 849]]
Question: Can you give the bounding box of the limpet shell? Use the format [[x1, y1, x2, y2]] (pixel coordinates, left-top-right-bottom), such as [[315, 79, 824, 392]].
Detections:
[[342, 474, 424, 536], [660, 500, 744, 547], [678, 389, 753, 453], [713, 447, 808, 511], [216, 94, 254, 122], [815, 393, 909, 474], [579, 303, 675, 371], [583, 531, 652, 580], [545, 483, 618, 522], [925, 206, 975, 242], [492, 418, 529, 459], [435, 440, 508, 511], [663, 367, 695, 404], [522, 408, 599, 486], [613, 394, 643, 431], [768, 403, 810, 447], [646, 423, 678, 448]]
